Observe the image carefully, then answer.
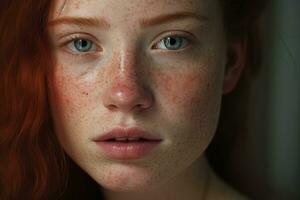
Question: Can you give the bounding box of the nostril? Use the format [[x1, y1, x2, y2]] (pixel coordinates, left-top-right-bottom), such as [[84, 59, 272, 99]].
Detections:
[[107, 104, 118, 111], [136, 104, 143, 108], [132, 104, 145, 112]]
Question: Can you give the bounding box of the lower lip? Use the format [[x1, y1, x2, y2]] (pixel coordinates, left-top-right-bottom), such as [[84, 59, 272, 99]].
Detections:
[[96, 140, 162, 160]]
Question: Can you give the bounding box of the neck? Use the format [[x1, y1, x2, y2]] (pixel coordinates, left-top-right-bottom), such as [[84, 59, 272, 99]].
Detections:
[[102, 156, 211, 200]]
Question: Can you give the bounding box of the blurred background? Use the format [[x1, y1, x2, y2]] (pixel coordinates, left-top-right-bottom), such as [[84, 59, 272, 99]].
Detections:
[[231, 0, 300, 199], [266, 0, 300, 199]]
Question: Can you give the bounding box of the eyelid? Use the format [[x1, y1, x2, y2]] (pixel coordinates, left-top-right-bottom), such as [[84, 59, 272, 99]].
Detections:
[[150, 31, 195, 50]]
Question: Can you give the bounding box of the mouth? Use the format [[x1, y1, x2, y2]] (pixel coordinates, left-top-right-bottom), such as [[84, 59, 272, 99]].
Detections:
[[105, 137, 158, 142], [93, 127, 162, 142], [93, 127, 162, 160]]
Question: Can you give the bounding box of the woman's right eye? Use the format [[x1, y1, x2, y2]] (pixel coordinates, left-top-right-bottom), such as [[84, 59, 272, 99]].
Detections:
[[65, 38, 100, 53]]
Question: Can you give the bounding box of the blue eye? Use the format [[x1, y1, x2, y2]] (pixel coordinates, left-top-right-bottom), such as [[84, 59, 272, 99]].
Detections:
[[68, 38, 95, 52], [155, 36, 189, 50]]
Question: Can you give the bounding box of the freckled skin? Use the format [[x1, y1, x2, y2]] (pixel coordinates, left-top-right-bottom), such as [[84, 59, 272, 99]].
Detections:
[[48, 0, 245, 199]]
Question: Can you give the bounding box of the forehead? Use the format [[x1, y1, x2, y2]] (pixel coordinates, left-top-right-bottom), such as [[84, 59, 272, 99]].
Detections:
[[52, 0, 220, 22]]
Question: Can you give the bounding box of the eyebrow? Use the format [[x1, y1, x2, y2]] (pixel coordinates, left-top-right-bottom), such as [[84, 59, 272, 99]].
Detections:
[[48, 12, 207, 29], [140, 12, 208, 27], [48, 16, 111, 29]]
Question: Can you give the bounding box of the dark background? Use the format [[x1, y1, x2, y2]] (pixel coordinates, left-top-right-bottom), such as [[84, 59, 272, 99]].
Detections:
[[232, 0, 300, 199]]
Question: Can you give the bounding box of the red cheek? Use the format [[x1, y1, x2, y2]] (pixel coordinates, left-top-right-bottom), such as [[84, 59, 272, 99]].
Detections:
[[154, 70, 204, 106]]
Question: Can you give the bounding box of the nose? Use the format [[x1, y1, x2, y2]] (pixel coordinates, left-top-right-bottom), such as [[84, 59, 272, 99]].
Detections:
[[102, 53, 154, 113]]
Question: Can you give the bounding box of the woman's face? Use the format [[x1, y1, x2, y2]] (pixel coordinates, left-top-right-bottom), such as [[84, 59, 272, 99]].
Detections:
[[48, 0, 234, 192]]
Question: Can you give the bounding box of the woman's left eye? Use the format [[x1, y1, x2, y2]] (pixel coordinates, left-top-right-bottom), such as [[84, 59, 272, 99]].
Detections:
[[66, 38, 98, 53], [154, 36, 189, 51]]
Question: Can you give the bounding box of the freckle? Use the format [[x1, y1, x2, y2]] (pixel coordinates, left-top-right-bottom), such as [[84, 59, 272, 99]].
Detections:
[[207, 82, 210, 89], [171, 95, 178, 104]]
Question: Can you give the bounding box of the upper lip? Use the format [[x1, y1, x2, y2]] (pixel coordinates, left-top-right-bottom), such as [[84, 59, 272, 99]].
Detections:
[[93, 127, 162, 141]]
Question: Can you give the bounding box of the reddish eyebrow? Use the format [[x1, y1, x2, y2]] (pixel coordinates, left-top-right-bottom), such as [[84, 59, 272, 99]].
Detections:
[[140, 12, 208, 27], [48, 12, 207, 29], [48, 17, 111, 29]]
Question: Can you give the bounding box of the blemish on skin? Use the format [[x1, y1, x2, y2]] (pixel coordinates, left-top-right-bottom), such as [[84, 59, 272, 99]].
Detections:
[[82, 92, 89, 96], [206, 82, 210, 90], [65, 98, 70, 104]]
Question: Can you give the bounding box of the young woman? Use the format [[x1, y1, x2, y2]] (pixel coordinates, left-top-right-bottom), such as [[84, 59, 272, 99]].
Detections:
[[0, 0, 267, 199]]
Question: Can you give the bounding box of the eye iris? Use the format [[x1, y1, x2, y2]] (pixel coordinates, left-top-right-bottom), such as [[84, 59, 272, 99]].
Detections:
[[164, 37, 183, 50], [74, 39, 92, 52]]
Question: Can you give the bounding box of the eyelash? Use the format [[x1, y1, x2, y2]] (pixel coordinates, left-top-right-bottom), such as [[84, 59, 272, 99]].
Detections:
[[61, 32, 194, 56]]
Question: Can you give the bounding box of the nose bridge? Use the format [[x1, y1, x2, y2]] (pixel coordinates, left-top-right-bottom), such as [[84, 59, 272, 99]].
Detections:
[[111, 50, 141, 98], [110, 45, 142, 89], [103, 46, 153, 113], [118, 46, 139, 80]]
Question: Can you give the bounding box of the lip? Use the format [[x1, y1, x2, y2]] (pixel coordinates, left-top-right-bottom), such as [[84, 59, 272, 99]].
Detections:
[[93, 127, 162, 160], [93, 127, 162, 141]]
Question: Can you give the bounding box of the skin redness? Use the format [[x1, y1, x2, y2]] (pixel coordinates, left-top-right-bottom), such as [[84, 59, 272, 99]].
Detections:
[[47, 0, 241, 199]]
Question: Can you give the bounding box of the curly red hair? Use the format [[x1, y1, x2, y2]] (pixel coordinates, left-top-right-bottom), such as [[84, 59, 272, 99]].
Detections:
[[0, 0, 267, 199]]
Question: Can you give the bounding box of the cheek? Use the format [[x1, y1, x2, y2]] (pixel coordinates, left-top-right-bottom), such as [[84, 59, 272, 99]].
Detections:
[[159, 72, 204, 105], [151, 61, 224, 144], [50, 66, 97, 108], [48, 65, 109, 153], [153, 68, 222, 115], [48, 65, 103, 133]]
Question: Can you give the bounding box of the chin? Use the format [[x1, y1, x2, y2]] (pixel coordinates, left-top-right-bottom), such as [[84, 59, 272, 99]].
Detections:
[[100, 181, 156, 193], [92, 164, 164, 193], [98, 177, 161, 193]]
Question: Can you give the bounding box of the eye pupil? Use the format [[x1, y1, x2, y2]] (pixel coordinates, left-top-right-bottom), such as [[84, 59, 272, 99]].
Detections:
[[164, 37, 183, 50], [74, 39, 92, 52], [82, 40, 88, 47], [169, 38, 176, 45]]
